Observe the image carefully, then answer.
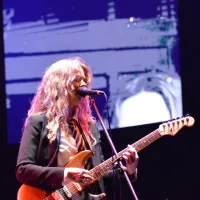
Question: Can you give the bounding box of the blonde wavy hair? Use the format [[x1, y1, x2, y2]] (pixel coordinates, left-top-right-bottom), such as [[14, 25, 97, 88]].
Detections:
[[25, 57, 94, 142]]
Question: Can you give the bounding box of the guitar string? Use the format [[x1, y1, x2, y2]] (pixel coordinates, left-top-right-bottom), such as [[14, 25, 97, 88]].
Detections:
[[44, 128, 162, 199], [53, 119, 186, 199]]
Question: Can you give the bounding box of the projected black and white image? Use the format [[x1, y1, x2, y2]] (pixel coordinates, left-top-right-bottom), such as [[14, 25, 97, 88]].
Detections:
[[3, 0, 182, 144]]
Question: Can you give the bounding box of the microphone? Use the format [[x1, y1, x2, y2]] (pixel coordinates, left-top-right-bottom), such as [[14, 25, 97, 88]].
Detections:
[[77, 87, 104, 97]]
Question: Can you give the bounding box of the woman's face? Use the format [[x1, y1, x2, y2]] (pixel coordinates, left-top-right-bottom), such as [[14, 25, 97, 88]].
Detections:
[[68, 67, 88, 107]]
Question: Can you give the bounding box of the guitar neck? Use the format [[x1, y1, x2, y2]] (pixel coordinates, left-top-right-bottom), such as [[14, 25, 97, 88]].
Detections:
[[90, 128, 162, 180]]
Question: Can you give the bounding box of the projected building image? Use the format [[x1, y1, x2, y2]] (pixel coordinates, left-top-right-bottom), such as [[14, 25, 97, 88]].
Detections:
[[3, 0, 181, 143]]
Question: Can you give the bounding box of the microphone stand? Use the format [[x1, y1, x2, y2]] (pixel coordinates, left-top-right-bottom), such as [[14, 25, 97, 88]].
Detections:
[[90, 96, 139, 200]]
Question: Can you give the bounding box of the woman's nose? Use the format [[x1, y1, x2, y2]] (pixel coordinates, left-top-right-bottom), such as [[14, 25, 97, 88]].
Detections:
[[80, 79, 87, 87]]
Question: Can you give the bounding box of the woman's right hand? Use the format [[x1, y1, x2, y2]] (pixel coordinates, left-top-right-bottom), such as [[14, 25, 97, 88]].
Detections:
[[62, 167, 94, 186]]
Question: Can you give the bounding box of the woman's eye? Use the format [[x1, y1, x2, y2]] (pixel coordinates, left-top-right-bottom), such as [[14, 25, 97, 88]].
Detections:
[[74, 78, 80, 82], [73, 77, 87, 84]]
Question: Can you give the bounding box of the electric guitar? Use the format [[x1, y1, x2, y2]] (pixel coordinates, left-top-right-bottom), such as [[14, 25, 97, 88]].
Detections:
[[17, 115, 195, 200]]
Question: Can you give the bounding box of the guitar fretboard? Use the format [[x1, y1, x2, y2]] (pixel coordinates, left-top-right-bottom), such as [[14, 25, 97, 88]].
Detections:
[[90, 128, 162, 180]]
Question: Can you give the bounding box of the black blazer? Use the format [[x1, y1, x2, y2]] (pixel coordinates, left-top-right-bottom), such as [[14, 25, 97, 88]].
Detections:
[[16, 113, 105, 192]]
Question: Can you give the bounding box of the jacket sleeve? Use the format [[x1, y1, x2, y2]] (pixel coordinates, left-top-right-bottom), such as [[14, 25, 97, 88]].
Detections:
[[15, 115, 64, 190]]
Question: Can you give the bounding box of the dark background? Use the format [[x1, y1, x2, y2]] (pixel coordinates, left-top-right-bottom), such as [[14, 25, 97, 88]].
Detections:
[[0, 0, 200, 199]]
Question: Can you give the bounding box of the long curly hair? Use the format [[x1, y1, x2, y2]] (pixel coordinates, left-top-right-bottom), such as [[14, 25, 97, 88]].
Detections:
[[25, 57, 94, 142]]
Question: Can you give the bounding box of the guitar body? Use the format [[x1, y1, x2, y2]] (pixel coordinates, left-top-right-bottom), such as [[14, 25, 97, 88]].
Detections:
[[17, 184, 50, 200], [17, 150, 93, 200]]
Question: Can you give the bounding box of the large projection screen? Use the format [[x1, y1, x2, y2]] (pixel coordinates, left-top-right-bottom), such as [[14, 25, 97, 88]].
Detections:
[[3, 0, 182, 144]]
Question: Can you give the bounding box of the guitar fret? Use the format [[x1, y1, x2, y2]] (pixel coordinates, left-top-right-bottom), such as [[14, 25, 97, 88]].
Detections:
[[91, 160, 112, 180], [102, 162, 111, 171], [134, 129, 161, 152], [91, 169, 99, 179], [90, 171, 96, 179], [96, 167, 103, 175], [91, 128, 163, 179], [99, 165, 105, 173]]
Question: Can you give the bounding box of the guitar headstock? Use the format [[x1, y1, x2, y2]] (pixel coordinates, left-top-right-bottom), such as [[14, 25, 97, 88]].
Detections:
[[159, 115, 195, 136]]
